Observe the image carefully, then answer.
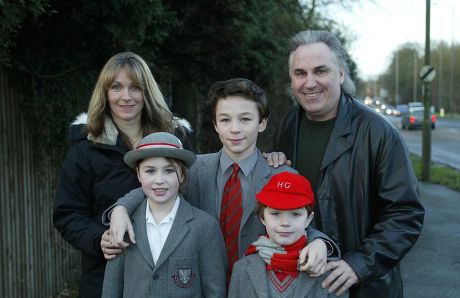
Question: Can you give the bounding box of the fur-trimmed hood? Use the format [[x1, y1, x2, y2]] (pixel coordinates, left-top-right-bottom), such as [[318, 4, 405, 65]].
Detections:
[[69, 113, 193, 146]]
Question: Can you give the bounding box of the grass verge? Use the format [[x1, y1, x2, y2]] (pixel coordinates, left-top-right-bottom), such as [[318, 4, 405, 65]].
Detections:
[[410, 154, 460, 191]]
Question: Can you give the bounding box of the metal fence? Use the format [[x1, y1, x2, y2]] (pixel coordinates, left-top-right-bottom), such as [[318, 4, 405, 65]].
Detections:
[[0, 70, 79, 297]]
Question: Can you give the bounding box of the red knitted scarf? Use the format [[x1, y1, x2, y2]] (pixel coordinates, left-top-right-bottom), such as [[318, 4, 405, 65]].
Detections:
[[245, 235, 307, 281]]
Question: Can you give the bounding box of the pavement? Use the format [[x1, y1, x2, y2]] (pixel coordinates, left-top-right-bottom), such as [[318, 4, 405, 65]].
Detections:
[[401, 181, 460, 297]]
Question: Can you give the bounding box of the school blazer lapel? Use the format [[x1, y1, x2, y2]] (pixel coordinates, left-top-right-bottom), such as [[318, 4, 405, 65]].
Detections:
[[245, 255, 270, 297], [194, 152, 221, 217], [154, 197, 192, 270], [241, 150, 271, 228], [131, 199, 155, 269]]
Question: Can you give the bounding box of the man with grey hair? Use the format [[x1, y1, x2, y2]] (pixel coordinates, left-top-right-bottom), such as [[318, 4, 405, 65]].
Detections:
[[270, 30, 424, 297]]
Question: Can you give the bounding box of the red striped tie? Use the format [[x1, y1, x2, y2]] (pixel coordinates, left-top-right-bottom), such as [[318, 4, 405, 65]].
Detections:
[[220, 163, 243, 274]]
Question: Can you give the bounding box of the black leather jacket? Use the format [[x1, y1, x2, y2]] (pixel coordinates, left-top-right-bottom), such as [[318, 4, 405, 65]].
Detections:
[[272, 93, 425, 298]]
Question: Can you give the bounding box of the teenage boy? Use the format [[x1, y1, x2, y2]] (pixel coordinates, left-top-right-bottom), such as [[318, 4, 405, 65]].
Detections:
[[229, 171, 345, 297], [102, 78, 337, 275]]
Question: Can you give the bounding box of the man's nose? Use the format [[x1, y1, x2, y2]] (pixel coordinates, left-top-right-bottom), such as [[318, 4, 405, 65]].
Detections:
[[303, 74, 317, 88]]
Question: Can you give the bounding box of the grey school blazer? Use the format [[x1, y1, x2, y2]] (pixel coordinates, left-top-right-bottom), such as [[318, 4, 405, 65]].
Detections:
[[102, 197, 227, 298], [229, 254, 348, 298], [184, 149, 298, 257], [103, 149, 338, 257]]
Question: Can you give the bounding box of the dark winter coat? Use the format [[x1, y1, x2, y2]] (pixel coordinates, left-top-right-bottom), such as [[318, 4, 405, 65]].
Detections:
[[53, 113, 192, 298], [272, 93, 425, 298]]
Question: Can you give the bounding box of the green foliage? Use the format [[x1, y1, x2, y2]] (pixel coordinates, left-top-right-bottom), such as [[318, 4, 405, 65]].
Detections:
[[410, 154, 460, 191], [372, 41, 460, 114], [3, 0, 359, 161], [428, 42, 460, 114], [0, 0, 49, 66]]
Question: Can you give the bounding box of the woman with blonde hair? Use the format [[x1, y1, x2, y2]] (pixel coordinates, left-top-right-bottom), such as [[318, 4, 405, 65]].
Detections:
[[53, 52, 191, 298]]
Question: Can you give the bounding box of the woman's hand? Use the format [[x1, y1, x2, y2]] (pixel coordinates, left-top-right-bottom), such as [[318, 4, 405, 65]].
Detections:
[[298, 238, 327, 277], [100, 229, 127, 260], [262, 152, 292, 168]]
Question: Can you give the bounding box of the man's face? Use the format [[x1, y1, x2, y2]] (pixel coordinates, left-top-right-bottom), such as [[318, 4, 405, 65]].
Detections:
[[289, 42, 344, 121]]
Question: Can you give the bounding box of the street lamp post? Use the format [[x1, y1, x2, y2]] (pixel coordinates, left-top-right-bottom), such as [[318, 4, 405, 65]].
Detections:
[[421, 0, 432, 181]]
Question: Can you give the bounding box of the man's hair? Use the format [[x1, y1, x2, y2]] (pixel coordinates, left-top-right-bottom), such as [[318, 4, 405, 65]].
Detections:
[[206, 78, 270, 124], [255, 201, 313, 220], [288, 30, 355, 96]]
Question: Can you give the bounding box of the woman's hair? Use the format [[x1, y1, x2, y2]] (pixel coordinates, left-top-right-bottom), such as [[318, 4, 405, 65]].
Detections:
[[87, 52, 174, 138], [288, 30, 355, 96], [255, 201, 313, 220]]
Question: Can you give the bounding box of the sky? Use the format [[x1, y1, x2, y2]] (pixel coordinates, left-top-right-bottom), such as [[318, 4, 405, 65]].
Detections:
[[329, 0, 460, 80]]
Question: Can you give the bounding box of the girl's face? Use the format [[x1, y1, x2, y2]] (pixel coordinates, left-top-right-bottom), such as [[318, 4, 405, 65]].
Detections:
[[261, 207, 314, 246], [107, 68, 144, 124], [137, 157, 183, 208]]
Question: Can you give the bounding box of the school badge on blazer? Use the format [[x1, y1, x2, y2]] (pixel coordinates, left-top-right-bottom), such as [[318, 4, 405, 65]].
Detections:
[[172, 268, 195, 288]]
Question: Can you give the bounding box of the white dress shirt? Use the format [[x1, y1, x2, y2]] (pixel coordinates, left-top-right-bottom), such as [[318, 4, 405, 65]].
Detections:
[[145, 197, 180, 264]]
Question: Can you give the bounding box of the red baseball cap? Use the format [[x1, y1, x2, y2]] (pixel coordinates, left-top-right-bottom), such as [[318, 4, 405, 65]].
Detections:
[[256, 172, 315, 209]]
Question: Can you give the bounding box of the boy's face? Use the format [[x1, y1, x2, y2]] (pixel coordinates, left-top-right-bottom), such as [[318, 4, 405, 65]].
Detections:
[[137, 157, 183, 208], [214, 96, 267, 161], [261, 207, 314, 246]]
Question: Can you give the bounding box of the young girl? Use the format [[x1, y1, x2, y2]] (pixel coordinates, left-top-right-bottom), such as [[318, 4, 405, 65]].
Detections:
[[102, 132, 227, 297], [229, 171, 345, 297]]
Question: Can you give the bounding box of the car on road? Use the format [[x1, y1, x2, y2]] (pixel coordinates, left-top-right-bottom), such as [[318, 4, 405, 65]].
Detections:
[[396, 104, 408, 116], [384, 104, 399, 116], [408, 101, 423, 109], [401, 107, 436, 130]]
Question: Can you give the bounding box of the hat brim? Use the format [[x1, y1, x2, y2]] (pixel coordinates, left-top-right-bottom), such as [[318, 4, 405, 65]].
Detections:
[[256, 191, 313, 210], [124, 148, 196, 169]]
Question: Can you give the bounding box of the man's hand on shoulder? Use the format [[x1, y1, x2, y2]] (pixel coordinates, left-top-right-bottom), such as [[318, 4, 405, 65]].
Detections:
[[262, 152, 292, 168], [322, 260, 358, 296]]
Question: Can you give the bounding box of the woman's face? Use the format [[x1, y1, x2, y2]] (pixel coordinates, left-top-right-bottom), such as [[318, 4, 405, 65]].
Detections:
[[107, 68, 144, 124]]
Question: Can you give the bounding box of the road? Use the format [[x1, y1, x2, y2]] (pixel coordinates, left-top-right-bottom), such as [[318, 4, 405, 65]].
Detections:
[[387, 116, 460, 170], [402, 182, 460, 297]]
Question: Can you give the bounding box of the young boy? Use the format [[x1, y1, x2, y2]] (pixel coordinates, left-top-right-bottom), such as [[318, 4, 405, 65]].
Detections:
[[229, 171, 346, 297], [102, 78, 337, 275], [101, 132, 227, 297]]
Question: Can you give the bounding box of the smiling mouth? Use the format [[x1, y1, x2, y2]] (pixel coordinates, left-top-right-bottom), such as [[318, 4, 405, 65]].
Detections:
[[277, 232, 293, 237], [153, 188, 167, 192], [303, 91, 322, 97]]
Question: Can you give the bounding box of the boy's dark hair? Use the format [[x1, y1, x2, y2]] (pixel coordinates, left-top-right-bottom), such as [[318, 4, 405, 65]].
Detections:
[[206, 78, 270, 124], [255, 201, 313, 220]]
